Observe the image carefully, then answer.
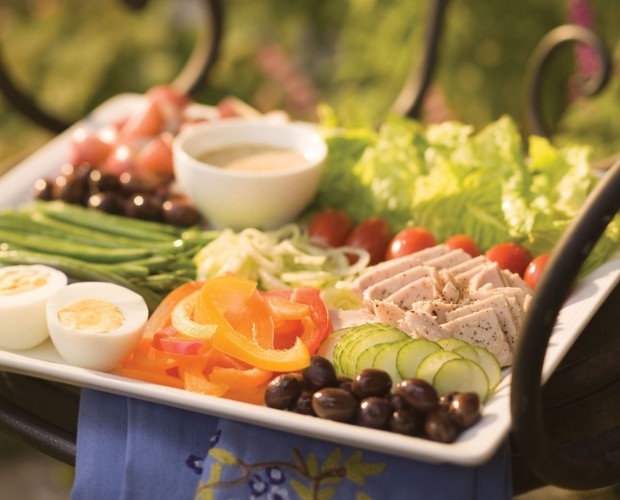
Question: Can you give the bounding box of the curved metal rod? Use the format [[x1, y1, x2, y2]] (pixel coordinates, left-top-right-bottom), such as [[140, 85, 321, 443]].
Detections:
[[0, 0, 223, 133], [391, 0, 448, 119], [172, 0, 223, 96], [511, 158, 620, 489], [0, 393, 76, 466], [525, 24, 612, 138]]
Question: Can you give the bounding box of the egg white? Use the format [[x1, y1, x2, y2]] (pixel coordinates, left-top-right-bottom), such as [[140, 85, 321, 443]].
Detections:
[[46, 282, 148, 371], [0, 265, 68, 350]]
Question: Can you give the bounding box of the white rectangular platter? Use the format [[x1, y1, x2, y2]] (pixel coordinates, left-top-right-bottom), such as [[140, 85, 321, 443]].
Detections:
[[1, 93, 619, 465]]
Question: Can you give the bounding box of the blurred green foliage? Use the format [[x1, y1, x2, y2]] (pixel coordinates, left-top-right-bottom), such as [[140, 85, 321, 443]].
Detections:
[[0, 0, 619, 167]]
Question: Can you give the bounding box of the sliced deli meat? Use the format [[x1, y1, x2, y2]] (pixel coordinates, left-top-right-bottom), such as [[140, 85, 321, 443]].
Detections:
[[362, 266, 441, 305], [399, 311, 449, 342], [345, 243, 533, 367], [372, 300, 406, 329], [385, 275, 444, 309], [353, 244, 450, 294], [445, 294, 519, 350], [441, 308, 513, 366]]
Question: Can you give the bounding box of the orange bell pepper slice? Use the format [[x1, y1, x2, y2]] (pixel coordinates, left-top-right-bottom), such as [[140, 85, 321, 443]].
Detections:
[[196, 274, 275, 349], [225, 382, 270, 405], [209, 365, 273, 390], [143, 281, 204, 338], [211, 326, 310, 372], [119, 365, 185, 389], [180, 363, 229, 397]]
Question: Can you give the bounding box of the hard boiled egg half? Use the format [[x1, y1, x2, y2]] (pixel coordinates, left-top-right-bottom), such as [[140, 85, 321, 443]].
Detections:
[[46, 282, 148, 371], [0, 265, 68, 350]]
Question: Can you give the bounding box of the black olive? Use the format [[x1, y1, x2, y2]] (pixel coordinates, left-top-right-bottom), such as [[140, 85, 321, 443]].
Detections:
[[59, 163, 77, 178], [311, 387, 357, 422], [395, 378, 438, 413], [54, 175, 86, 204], [337, 376, 354, 396], [425, 411, 457, 443], [33, 178, 55, 200], [386, 393, 409, 411], [72, 162, 95, 183], [119, 172, 158, 196], [88, 169, 121, 193], [356, 397, 393, 429], [124, 194, 163, 221], [292, 391, 315, 416], [389, 408, 423, 435], [264, 374, 303, 410], [162, 198, 201, 227], [447, 392, 481, 429], [302, 356, 338, 391], [352, 368, 392, 399], [438, 391, 459, 412], [88, 192, 126, 215]]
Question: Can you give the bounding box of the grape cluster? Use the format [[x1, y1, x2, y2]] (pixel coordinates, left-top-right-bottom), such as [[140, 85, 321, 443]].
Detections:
[[33, 162, 201, 227], [264, 355, 481, 443]]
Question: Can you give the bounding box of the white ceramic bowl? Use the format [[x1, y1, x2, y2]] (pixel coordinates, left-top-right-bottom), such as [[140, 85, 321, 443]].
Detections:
[[172, 119, 327, 230]]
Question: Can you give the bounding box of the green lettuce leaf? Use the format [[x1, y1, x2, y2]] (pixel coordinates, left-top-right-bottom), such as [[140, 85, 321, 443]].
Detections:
[[305, 113, 620, 273]]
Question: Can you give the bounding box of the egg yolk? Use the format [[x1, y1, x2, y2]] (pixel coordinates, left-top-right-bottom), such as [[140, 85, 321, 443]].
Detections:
[[57, 299, 125, 333], [0, 267, 49, 296]]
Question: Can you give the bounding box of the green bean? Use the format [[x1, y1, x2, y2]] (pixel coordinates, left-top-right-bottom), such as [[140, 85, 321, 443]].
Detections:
[[0, 229, 152, 263], [0, 210, 170, 251], [0, 250, 162, 312], [35, 201, 181, 242]]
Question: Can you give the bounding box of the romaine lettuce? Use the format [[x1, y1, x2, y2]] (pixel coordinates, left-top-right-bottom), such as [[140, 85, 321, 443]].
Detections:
[[306, 113, 619, 273]]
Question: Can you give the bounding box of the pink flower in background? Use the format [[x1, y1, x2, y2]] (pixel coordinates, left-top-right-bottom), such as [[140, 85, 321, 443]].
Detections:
[[567, 0, 599, 95]]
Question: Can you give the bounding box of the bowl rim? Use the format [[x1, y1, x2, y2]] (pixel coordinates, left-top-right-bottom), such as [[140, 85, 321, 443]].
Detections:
[[172, 118, 327, 180]]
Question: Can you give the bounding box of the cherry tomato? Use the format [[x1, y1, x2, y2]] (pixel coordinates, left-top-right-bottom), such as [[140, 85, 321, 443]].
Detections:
[[346, 216, 392, 265], [307, 209, 353, 247], [69, 127, 114, 167], [524, 253, 551, 289], [137, 133, 174, 179], [485, 242, 533, 277], [444, 234, 481, 257], [385, 226, 436, 260]]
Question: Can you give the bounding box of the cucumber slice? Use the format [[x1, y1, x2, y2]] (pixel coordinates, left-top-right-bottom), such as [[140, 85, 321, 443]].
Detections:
[[437, 338, 468, 351], [316, 328, 350, 362], [454, 344, 501, 391], [415, 350, 462, 384], [469, 345, 501, 391], [433, 358, 489, 402], [340, 325, 408, 378], [453, 345, 479, 362], [371, 338, 412, 384], [332, 324, 376, 375], [355, 338, 405, 375], [396, 339, 442, 379]]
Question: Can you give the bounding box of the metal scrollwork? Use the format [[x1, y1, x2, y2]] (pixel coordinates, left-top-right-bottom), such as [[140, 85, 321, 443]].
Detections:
[[511, 158, 620, 489], [0, 0, 223, 133], [525, 24, 612, 139]]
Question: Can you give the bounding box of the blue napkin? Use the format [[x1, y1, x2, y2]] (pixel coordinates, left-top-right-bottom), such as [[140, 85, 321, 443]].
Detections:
[[72, 389, 512, 500]]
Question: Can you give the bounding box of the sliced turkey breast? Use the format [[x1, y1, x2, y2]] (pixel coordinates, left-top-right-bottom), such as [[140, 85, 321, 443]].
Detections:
[[441, 308, 513, 366], [329, 308, 378, 332], [399, 311, 449, 341], [423, 248, 472, 269], [445, 294, 519, 349], [468, 262, 507, 290], [410, 300, 457, 324], [447, 255, 486, 275], [362, 266, 440, 305], [353, 244, 450, 293], [372, 300, 406, 328], [385, 276, 444, 309]]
